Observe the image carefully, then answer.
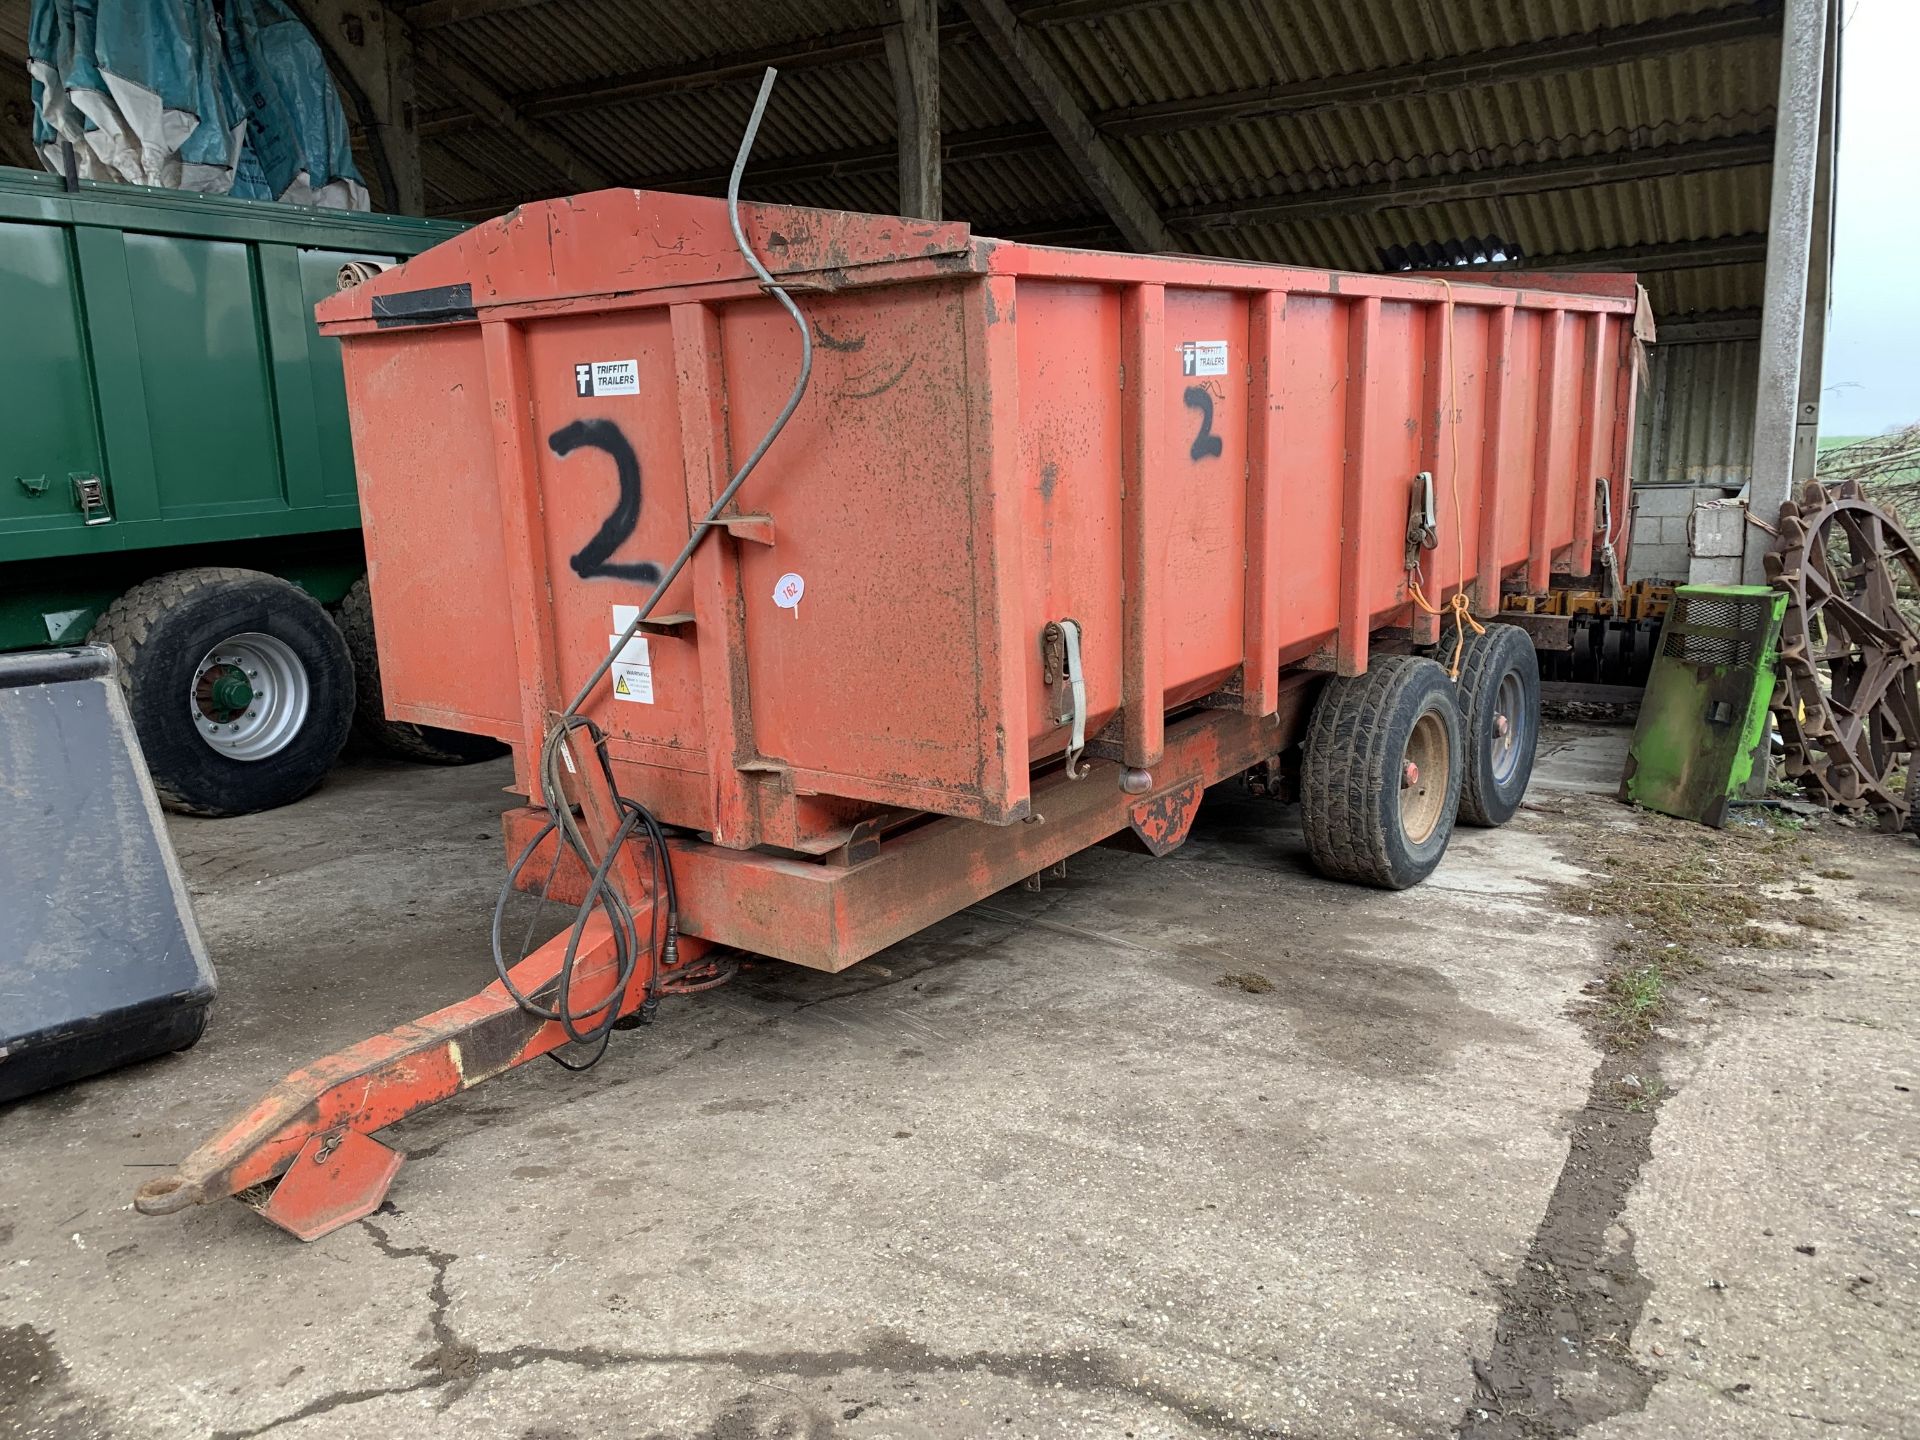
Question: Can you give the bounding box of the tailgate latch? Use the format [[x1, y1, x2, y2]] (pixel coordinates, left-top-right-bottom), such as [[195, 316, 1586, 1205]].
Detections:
[[1041, 619, 1088, 779], [1404, 469, 1437, 569], [72, 474, 112, 526]]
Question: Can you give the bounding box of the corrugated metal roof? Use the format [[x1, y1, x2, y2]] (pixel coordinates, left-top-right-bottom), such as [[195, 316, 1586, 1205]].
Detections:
[[1635, 335, 1760, 486], [388, 0, 1780, 316], [0, 0, 1783, 316], [426, 0, 896, 95]]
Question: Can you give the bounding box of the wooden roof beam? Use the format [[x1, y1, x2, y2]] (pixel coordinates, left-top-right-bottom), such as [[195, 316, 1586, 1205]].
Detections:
[[415, 0, 1781, 147], [1500, 235, 1770, 274], [956, 0, 1174, 252], [412, 31, 613, 193], [1169, 134, 1777, 228], [404, 0, 1181, 34]]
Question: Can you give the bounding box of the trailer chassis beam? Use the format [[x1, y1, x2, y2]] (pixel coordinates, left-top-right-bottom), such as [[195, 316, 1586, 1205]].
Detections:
[[131, 912, 708, 1239], [507, 675, 1324, 973], [133, 731, 710, 1241]]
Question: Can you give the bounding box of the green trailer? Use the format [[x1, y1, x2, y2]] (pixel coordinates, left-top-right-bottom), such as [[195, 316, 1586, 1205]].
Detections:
[[1, 166, 492, 816]]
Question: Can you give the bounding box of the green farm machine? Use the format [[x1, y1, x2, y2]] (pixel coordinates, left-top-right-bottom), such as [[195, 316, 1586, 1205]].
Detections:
[[1, 167, 492, 816]]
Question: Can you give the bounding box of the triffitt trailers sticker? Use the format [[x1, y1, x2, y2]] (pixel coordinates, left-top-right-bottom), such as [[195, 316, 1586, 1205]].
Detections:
[[1179, 340, 1228, 377], [574, 359, 639, 396]]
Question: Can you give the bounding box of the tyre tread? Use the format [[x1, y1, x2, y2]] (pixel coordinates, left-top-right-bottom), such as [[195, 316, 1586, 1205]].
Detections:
[[1302, 655, 1443, 887], [90, 567, 280, 816], [1455, 622, 1540, 828]]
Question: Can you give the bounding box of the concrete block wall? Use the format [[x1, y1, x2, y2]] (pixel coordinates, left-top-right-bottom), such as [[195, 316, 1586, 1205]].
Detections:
[[1691, 502, 1745, 557], [1686, 499, 1747, 585], [1628, 485, 1748, 585], [1629, 484, 1714, 581]]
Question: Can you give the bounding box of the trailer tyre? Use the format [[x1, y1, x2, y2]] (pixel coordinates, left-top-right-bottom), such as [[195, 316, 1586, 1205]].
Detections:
[[89, 568, 353, 818], [1454, 623, 1540, 827], [1301, 655, 1464, 890], [337, 577, 506, 764]]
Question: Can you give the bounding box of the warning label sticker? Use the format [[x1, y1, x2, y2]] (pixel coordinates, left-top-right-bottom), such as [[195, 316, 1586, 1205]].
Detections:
[[1179, 340, 1228, 377], [574, 358, 639, 396], [609, 638, 653, 703], [608, 606, 654, 703], [611, 659, 652, 703]]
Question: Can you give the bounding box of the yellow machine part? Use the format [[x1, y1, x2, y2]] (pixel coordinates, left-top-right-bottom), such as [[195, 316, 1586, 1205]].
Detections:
[[1502, 581, 1673, 622]]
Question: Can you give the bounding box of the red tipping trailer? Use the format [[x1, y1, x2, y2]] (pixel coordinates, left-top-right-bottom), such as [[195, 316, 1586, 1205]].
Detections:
[[135, 187, 1648, 1239]]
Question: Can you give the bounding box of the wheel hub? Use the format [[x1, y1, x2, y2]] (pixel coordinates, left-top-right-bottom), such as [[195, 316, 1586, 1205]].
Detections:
[[189, 633, 311, 762], [207, 669, 255, 717], [1489, 671, 1524, 785], [1399, 709, 1451, 846]]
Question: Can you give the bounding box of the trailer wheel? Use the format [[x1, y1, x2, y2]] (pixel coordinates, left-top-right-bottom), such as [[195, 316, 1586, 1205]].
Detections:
[[337, 577, 506, 764], [89, 568, 354, 817], [1301, 655, 1464, 889], [1454, 623, 1541, 827]]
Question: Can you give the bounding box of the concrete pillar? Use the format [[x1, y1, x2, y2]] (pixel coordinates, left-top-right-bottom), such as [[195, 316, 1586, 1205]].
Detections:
[[886, 0, 942, 220], [1743, 0, 1835, 582], [1789, 0, 1841, 492]]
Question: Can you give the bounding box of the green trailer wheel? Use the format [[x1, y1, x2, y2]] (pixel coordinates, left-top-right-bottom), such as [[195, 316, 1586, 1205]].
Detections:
[[91, 568, 354, 817], [0, 169, 465, 817]]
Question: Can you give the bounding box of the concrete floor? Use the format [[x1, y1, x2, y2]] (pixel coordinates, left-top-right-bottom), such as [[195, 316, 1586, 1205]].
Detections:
[[2, 725, 1914, 1439]]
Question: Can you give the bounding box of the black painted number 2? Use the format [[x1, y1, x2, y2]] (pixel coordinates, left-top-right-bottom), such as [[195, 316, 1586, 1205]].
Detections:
[[1183, 385, 1223, 462], [546, 418, 664, 583]]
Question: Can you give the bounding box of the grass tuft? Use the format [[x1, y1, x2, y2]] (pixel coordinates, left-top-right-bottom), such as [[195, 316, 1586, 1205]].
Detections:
[[1554, 803, 1822, 1047], [1605, 964, 1666, 1038]]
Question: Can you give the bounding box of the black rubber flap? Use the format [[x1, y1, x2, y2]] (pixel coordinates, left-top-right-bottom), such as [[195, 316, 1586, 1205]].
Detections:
[[0, 647, 216, 1103], [371, 282, 476, 327]]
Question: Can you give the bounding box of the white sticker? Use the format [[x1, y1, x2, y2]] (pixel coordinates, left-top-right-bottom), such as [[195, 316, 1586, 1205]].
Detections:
[[608, 634, 654, 703], [607, 605, 653, 703], [772, 572, 805, 616], [574, 358, 639, 396], [1179, 340, 1228, 377]]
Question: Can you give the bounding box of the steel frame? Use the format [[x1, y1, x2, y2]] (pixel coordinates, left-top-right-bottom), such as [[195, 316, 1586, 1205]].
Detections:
[[505, 675, 1323, 973]]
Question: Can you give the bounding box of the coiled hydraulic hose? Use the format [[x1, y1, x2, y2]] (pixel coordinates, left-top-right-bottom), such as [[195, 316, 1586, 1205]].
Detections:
[[491, 67, 813, 1065]]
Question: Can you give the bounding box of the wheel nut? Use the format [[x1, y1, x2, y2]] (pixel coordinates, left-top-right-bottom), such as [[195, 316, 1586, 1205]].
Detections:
[[1494, 714, 1510, 737], [1403, 760, 1421, 787]]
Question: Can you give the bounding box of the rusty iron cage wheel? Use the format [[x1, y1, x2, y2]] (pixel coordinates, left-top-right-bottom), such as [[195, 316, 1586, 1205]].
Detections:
[[1766, 479, 1920, 831]]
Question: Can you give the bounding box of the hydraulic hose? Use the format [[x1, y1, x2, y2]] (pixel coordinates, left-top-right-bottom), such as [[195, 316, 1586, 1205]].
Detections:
[[492, 67, 812, 1065]]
